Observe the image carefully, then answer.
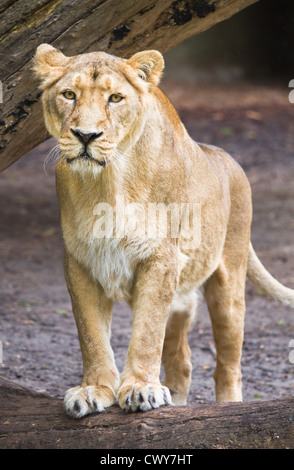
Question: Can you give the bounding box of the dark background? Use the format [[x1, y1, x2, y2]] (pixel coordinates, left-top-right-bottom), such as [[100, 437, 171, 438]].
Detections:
[[164, 0, 294, 83]]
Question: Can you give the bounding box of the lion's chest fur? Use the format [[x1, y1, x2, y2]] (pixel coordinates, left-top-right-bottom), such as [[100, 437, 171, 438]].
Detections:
[[60, 192, 159, 302], [74, 235, 136, 302]]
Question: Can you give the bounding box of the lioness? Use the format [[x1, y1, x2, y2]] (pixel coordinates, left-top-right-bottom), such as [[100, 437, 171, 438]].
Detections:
[[34, 44, 294, 418]]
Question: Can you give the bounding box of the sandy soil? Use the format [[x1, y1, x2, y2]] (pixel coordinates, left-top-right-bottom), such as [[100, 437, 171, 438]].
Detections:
[[0, 80, 294, 406]]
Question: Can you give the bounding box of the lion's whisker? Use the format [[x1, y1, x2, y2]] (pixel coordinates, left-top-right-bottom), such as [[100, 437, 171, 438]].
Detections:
[[43, 144, 61, 175]]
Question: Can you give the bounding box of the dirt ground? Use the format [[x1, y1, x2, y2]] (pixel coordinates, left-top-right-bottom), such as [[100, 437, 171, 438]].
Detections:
[[1, 80, 294, 406]]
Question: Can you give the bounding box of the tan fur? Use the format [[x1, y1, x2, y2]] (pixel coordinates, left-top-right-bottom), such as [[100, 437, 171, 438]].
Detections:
[[34, 44, 294, 417]]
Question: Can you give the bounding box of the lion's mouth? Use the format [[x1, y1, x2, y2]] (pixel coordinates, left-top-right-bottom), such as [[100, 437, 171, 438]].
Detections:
[[66, 151, 106, 167]]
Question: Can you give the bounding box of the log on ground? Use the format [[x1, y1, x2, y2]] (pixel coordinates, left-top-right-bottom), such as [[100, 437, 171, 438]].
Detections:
[[0, 0, 259, 172], [0, 376, 293, 449]]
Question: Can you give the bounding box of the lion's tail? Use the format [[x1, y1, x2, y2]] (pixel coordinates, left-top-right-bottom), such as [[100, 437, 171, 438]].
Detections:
[[247, 243, 294, 308]]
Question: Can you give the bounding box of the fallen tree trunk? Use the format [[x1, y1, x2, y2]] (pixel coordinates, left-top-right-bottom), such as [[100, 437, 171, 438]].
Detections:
[[0, 0, 259, 172], [0, 376, 293, 449]]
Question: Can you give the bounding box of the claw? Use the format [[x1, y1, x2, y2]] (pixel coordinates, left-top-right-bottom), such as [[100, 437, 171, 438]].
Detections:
[[119, 384, 172, 412]]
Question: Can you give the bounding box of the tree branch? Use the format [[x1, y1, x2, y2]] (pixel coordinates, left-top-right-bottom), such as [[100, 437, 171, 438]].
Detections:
[[0, 376, 293, 449], [0, 0, 259, 172]]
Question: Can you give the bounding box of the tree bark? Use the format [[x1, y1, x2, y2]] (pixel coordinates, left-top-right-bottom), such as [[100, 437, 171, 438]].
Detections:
[[0, 0, 259, 172], [0, 376, 293, 449]]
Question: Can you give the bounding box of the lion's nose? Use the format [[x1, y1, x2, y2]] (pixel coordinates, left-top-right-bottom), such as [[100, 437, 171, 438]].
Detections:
[[71, 128, 103, 146]]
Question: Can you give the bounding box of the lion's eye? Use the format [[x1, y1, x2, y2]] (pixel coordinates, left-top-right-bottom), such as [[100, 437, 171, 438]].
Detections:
[[63, 90, 76, 100], [109, 94, 123, 103]]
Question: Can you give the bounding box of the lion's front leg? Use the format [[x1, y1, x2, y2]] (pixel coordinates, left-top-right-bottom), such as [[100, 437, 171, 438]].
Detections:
[[63, 251, 119, 418], [118, 249, 178, 412]]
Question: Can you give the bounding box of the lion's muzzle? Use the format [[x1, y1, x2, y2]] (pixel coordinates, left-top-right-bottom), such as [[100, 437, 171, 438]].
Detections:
[[68, 128, 106, 166]]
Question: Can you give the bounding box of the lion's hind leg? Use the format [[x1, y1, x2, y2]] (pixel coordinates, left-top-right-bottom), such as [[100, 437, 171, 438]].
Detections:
[[162, 290, 199, 405], [204, 258, 247, 403]]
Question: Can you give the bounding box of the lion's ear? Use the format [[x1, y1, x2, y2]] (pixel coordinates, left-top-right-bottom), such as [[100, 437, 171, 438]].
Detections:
[[127, 50, 164, 86], [33, 44, 68, 89]]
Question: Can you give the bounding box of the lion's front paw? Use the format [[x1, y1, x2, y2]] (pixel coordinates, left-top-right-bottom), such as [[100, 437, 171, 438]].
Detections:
[[64, 385, 116, 418], [118, 383, 172, 413]]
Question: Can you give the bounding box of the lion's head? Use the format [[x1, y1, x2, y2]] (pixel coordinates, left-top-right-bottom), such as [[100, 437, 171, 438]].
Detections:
[[34, 44, 164, 174]]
